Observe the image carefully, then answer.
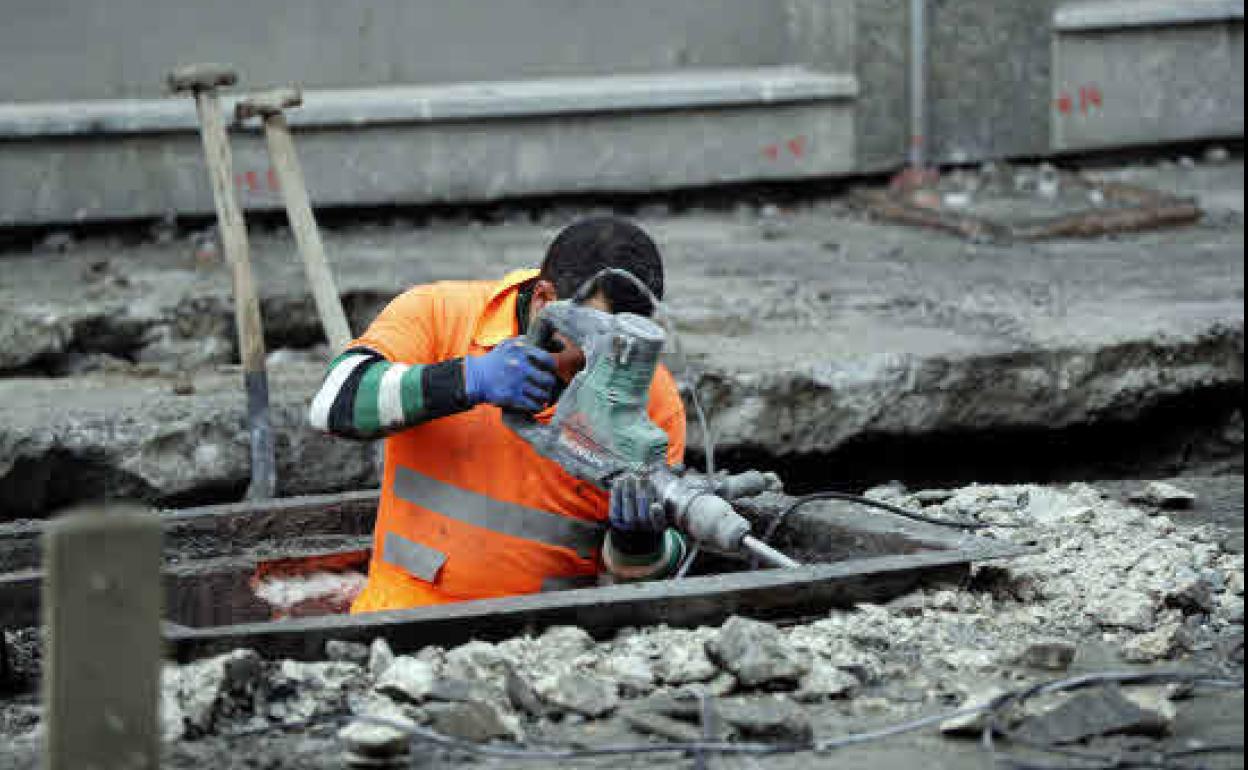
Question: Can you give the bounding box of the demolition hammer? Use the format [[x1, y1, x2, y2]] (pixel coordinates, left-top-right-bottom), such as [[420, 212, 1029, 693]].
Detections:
[[502, 299, 801, 570]]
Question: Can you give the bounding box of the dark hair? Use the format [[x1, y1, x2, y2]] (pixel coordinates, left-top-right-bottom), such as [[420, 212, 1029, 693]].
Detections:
[[539, 216, 664, 316]]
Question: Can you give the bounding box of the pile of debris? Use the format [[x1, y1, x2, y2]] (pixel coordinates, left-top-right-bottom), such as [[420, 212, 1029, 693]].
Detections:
[[1, 480, 1242, 765]]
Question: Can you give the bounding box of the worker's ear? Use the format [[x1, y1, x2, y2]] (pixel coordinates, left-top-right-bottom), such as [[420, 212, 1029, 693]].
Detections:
[[528, 279, 558, 322]]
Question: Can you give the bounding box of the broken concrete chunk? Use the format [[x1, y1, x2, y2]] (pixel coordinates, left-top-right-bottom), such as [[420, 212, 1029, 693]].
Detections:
[[535, 671, 619, 718], [425, 676, 499, 706], [914, 489, 955, 505], [707, 616, 809, 688], [1164, 570, 1217, 614], [276, 660, 365, 691], [672, 671, 738, 699], [1120, 623, 1192, 663], [160, 668, 187, 742], [442, 641, 509, 691], [267, 660, 366, 725], [598, 654, 655, 697], [717, 696, 813, 744], [368, 638, 395, 678], [166, 649, 264, 737], [1121, 687, 1179, 728], [338, 717, 413, 759], [1090, 590, 1157, 631], [1219, 594, 1244, 625], [794, 662, 859, 702], [1228, 571, 1245, 597], [1012, 686, 1173, 745], [503, 665, 545, 718], [865, 481, 908, 500], [653, 638, 719, 685], [622, 709, 705, 742], [326, 640, 371, 666], [537, 626, 595, 658], [374, 657, 436, 704], [1017, 640, 1077, 671], [423, 700, 512, 743], [941, 648, 999, 672], [1130, 482, 1198, 510]]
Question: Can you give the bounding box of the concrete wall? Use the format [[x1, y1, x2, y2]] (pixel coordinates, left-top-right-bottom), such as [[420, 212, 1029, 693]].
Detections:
[[0, 0, 801, 102], [1053, 17, 1245, 150], [926, 0, 1064, 163], [0, 0, 1242, 225]]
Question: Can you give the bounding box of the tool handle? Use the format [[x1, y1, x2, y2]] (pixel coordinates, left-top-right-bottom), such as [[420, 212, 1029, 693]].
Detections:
[[190, 90, 276, 499], [193, 93, 267, 374], [262, 114, 353, 351]]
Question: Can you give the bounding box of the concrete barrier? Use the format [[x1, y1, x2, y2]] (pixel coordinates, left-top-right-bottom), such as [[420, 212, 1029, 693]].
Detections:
[[0, 68, 858, 225], [1052, 0, 1245, 151], [0, 0, 1243, 225]]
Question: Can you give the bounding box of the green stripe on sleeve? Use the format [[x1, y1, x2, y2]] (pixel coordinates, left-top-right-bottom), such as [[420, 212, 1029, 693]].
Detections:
[[399, 364, 426, 422], [352, 360, 388, 436]]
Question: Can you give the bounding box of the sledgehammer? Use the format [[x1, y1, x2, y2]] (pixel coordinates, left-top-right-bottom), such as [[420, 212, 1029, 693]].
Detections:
[[168, 63, 276, 500], [235, 88, 353, 352]]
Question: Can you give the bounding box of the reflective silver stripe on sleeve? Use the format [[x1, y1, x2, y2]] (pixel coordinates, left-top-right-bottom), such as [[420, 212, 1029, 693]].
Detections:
[[394, 466, 605, 557], [382, 531, 448, 583]]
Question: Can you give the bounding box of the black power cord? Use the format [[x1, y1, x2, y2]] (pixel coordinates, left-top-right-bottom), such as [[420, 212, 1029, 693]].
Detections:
[[761, 489, 1012, 545]]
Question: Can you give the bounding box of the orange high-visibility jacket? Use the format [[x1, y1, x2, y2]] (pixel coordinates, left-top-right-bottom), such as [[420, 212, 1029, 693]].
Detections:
[[350, 269, 686, 612]]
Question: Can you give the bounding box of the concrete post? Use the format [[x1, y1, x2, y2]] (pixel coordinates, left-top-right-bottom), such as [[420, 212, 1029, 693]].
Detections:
[[42, 506, 162, 770]]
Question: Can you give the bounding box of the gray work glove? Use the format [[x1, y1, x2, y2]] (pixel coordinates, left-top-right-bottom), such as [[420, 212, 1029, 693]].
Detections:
[[608, 473, 666, 534]]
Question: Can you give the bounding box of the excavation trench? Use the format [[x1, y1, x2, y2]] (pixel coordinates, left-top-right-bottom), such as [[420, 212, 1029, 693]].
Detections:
[[0, 488, 1024, 674], [704, 386, 1245, 495]]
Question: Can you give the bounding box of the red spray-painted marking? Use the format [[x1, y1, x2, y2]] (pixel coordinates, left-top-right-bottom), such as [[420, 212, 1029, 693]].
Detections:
[[1056, 84, 1103, 115], [234, 167, 281, 193], [762, 135, 809, 161], [1080, 85, 1103, 112]]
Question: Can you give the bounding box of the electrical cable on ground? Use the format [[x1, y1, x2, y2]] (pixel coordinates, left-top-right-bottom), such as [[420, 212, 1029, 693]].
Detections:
[[761, 489, 1014, 544]]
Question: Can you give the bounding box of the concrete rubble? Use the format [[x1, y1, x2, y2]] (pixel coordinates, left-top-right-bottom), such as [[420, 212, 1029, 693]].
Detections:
[[1, 479, 1238, 768]]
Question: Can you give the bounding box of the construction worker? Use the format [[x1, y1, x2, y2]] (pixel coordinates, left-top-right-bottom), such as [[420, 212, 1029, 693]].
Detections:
[[310, 217, 687, 612]]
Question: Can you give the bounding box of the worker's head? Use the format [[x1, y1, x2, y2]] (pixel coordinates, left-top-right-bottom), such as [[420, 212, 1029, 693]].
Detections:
[[531, 216, 665, 319], [529, 216, 665, 384]]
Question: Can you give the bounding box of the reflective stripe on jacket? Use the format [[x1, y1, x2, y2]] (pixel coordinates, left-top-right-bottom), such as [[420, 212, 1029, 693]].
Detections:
[[349, 269, 686, 612]]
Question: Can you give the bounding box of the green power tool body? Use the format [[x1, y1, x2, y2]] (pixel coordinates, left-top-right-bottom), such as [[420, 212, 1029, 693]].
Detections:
[[502, 299, 799, 569]]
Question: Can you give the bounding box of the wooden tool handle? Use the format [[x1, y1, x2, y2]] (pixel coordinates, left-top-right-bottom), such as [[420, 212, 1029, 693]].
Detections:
[[190, 91, 276, 499], [263, 115, 353, 351], [192, 93, 268, 373]]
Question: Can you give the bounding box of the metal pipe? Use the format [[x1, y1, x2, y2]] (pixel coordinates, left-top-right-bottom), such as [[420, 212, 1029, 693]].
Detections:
[[909, 0, 927, 169], [739, 535, 802, 569]]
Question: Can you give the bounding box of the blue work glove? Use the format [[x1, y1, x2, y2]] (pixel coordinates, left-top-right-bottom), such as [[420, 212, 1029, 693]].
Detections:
[[462, 337, 557, 412], [609, 473, 667, 534]]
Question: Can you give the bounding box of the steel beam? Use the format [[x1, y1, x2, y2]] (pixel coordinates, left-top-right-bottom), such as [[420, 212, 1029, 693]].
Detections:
[[165, 542, 1026, 663], [0, 489, 378, 573]]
